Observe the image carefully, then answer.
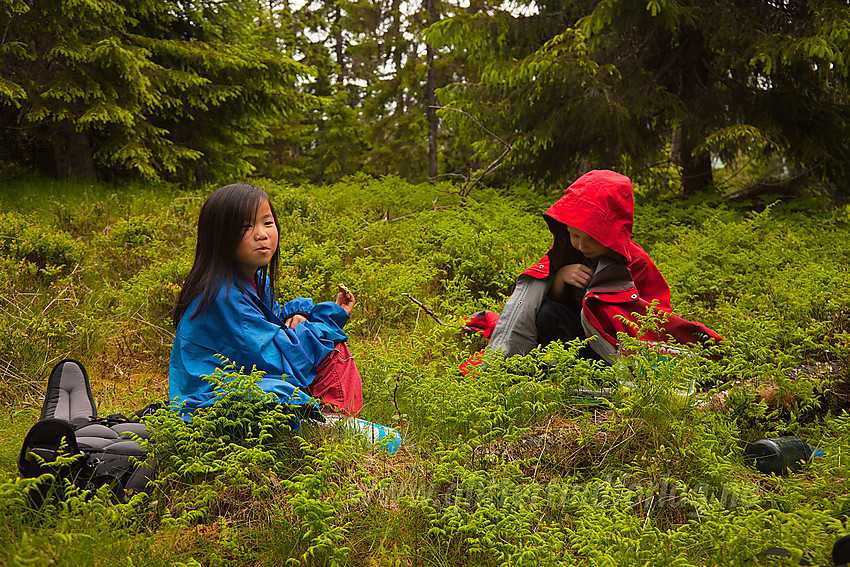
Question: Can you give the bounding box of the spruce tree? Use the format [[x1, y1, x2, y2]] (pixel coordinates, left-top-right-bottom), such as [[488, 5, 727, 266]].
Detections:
[[0, 0, 312, 184], [429, 0, 850, 195]]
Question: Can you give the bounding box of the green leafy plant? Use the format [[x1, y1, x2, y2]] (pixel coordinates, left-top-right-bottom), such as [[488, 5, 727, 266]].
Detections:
[[1, 177, 850, 566]]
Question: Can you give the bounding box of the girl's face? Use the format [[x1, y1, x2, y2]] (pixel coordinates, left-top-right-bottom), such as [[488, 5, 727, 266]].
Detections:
[[235, 199, 279, 278], [568, 227, 610, 259]]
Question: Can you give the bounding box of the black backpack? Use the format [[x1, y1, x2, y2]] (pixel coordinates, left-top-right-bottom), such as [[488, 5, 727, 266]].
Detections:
[[18, 359, 156, 503]]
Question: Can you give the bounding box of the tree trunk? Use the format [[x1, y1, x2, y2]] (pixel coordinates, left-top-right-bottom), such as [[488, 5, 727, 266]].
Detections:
[[333, 3, 345, 85], [52, 119, 96, 181], [424, 0, 438, 181], [676, 25, 712, 195], [672, 122, 712, 194]]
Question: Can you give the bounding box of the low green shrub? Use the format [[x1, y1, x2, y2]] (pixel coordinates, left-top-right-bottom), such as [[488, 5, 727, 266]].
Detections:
[[0, 463, 168, 566], [0, 211, 81, 281], [1, 176, 850, 566]]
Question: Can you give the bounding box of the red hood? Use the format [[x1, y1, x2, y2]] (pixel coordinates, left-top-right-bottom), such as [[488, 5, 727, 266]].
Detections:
[[543, 170, 634, 261]]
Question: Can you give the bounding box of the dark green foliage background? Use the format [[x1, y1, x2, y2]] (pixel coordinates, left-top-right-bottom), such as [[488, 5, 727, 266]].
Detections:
[[0, 176, 849, 565]]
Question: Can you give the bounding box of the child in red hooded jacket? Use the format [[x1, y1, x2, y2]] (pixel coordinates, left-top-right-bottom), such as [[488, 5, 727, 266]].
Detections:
[[476, 169, 720, 366]]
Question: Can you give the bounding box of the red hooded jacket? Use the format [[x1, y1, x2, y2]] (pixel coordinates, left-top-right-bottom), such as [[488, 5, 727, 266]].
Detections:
[[524, 170, 720, 354]]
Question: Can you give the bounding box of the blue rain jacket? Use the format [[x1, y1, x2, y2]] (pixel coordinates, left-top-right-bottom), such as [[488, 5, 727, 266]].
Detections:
[[169, 275, 349, 414]]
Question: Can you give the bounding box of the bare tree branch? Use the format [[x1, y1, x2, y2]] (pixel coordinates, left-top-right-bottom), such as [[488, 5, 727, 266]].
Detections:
[[431, 105, 513, 197], [401, 292, 445, 326]]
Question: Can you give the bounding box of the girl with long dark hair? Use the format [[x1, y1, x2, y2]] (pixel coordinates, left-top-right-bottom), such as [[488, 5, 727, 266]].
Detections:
[[169, 183, 362, 416]]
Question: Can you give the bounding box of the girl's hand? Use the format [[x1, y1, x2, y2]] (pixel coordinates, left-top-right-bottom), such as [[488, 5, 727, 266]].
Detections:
[[335, 283, 355, 315], [285, 314, 308, 329]]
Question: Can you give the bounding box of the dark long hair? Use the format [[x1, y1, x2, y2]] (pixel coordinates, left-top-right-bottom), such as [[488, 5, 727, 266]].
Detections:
[[173, 183, 280, 326]]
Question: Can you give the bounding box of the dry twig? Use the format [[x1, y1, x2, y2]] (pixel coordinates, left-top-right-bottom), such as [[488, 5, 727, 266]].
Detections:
[[400, 292, 445, 326]]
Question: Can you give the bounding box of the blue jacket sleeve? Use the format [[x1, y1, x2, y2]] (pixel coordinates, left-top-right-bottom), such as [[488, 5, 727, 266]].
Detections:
[[276, 295, 349, 330], [279, 297, 315, 320], [168, 280, 349, 416]]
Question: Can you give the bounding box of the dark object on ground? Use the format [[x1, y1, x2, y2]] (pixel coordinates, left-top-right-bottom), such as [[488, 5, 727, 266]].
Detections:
[[757, 547, 812, 565], [17, 359, 156, 504], [834, 534, 850, 566], [743, 437, 814, 475]]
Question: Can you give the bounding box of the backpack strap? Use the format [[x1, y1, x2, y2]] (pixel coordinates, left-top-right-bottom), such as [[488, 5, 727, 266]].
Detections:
[[40, 359, 97, 426]]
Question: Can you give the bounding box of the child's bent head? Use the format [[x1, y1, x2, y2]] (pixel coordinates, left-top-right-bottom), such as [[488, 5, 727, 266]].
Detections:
[[566, 226, 612, 260], [544, 169, 634, 261]]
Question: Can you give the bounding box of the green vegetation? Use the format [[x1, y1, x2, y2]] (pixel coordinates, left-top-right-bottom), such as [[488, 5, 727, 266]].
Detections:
[[0, 0, 311, 184], [1, 175, 849, 565]]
